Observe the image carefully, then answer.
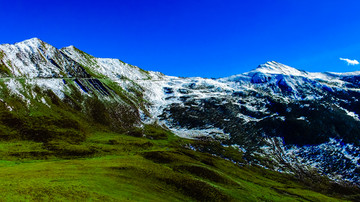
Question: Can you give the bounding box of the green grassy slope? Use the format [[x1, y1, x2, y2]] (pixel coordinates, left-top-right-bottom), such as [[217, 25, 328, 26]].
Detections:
[[0, 126, 358, 201]]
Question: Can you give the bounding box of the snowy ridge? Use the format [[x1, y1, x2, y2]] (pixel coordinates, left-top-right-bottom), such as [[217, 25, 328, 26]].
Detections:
[[247, 61, 308, 76], [61, 45, 154, 81], [0, 38, 159, 81], [0, 38, 64, 77]]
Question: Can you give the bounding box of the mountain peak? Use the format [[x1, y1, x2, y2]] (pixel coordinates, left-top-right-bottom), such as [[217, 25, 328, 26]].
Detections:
[[61, 45, 75, 50], [13, 38, 57, 52], [251, 61, 307, 76], [16, 37, 44, 46]]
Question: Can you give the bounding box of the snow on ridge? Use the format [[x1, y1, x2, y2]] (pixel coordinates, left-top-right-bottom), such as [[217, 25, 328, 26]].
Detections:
[[4, 39, 360, 85], [326, 71, 360, 77], [220, 61, 354, 86], [15, 37, 43, 47], [61, 45, 152, 81], [247, 61, 307, 77], [0, 38, 63, 78], [3, 39, 360, 81], [96, 57, 149, 80]]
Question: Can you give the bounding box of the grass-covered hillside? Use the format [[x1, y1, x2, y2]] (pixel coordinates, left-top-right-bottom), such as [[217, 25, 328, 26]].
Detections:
[[0, 122, 359, 201]]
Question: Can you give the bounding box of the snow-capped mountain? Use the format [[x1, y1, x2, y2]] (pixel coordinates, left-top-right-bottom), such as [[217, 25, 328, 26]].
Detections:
[[0, 38, 359, 185]]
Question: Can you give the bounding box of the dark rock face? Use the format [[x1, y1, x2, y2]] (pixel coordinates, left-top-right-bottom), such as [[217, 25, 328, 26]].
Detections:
[[161, 93, 360, 146], [251, 73, 271, 83], [163, 87, 174, 94]]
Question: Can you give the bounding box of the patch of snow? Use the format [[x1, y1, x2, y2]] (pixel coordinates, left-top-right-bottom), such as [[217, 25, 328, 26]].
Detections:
[[261, 137, 360, 184], [0, 38, 64, 78], [28, 79, 66, 99], [172, 127, 230, 139], [5, 79, 28, 102], [246, 61, 307, 77]]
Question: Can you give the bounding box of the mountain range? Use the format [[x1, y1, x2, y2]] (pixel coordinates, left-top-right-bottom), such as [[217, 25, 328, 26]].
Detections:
[[0, 38, 359, 200]]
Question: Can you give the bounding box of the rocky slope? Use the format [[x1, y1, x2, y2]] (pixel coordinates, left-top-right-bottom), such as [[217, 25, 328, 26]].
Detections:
[[144, 61, 360, 184], [0, 38, 359, 186]]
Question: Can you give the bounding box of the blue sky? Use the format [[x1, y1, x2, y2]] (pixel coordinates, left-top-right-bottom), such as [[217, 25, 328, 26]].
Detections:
[[1, 0, 360, 77]]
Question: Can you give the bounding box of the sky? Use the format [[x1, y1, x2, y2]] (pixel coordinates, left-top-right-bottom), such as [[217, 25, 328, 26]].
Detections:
[[1, 0, 360, 78]]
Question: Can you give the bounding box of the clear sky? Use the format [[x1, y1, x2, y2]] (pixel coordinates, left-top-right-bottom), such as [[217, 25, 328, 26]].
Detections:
[[1, 0, 360, 77]]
